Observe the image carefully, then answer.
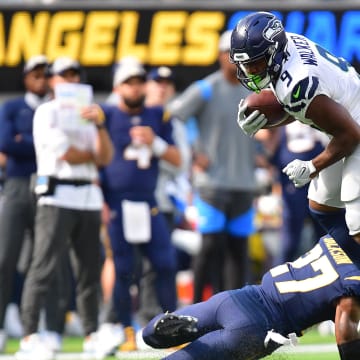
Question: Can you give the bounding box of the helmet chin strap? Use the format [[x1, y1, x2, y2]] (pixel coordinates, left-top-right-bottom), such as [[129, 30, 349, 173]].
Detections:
[[243, 72, 271, 93]]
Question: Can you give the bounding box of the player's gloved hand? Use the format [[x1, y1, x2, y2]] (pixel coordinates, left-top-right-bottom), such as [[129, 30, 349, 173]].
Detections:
[[282, 159, 317, 188], [237, 99, 268, 137]]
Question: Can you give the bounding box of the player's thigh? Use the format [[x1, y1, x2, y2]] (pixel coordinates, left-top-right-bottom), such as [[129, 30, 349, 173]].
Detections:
[[341, 145, 360, 202], [308, 160, 343, 208]]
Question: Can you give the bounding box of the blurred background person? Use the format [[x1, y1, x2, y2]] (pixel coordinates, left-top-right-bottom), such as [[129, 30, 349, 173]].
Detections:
[[98, 60, 181, 355], [167, 30, 259, 302], [0, 55, 49, 353], [16, 56, 113, 360], [136, 67, 192, 328]]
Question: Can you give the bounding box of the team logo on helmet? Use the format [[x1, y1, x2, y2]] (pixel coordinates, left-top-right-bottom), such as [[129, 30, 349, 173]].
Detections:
[[263, 19, 283, 42]]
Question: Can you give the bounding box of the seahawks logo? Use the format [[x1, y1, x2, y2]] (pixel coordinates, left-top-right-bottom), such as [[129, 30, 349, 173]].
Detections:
[[263, 19, 283, 42]]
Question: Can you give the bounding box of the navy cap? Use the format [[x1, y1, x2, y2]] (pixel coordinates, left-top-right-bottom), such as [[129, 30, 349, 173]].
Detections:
[[147, 66, 175, 82]]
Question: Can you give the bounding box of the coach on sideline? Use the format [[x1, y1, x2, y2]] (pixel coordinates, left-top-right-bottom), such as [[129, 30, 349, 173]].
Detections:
[[16, 57, 114, 360]]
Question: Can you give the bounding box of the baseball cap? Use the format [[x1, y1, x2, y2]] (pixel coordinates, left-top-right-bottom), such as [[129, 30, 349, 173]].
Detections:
[[113, 63, 146, 87], [23, 54, 48, 74], [50, 57, 81, 76], [218, 30, 232, 52], [147, 66, 175, 82]]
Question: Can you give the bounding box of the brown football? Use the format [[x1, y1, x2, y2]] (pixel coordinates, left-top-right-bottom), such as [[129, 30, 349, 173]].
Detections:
[[244, 89, 288, 126]]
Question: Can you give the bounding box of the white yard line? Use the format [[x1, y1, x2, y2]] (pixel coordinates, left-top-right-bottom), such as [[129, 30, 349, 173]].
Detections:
[[0, 344, 338, 359]]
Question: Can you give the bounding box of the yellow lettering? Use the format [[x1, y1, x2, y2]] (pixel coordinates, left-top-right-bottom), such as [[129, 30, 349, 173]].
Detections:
[[183, 11, 225, 65], [6, 12, 49, 66], [46, 12, 84, 61], [81, 11, 119, 66], [149, 11, 187, 65], [115, 12, 146, 62]]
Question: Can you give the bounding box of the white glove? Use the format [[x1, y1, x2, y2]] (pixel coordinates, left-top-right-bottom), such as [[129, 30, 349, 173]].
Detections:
[[282, 159, 317, 188], [237, 99, 268, 136]]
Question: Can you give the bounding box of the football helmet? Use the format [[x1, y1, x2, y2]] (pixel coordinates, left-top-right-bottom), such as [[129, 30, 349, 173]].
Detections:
[[230, 12, 288, 92]]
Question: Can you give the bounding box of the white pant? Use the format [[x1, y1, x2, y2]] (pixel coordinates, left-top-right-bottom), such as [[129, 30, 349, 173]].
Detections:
[[308, 144, 360, 235]]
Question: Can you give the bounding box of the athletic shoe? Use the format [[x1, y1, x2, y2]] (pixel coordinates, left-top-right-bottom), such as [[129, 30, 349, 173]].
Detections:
[[96, 323, 125, 357], [118, 326, 137, 351], [0, 329, 7, 353], [83, 324, 124, 360], [15, 333, 54, 360], [154, 313, 198, 338], [41, 331, 62, 352]]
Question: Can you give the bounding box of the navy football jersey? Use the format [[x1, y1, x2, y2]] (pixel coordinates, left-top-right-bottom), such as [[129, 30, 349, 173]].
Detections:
[[100, 105, 175, 195], [260, 235, 360, 334]]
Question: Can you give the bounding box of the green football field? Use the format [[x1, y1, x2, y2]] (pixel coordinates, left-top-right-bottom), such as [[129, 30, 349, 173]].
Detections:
[[1, 327, 340, 359]]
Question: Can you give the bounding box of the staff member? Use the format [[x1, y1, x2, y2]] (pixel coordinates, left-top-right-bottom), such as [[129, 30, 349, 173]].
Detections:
[[0, 55, 49, 353], [16, 57, 114, 360]]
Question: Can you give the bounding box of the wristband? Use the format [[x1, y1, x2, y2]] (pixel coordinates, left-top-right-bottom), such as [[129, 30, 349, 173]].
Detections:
[[94, 105, 106, 128], [152, 136, 168, 157]]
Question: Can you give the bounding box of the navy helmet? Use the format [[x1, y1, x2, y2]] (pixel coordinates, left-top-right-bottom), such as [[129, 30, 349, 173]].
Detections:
[[230, 12, 287, 92]]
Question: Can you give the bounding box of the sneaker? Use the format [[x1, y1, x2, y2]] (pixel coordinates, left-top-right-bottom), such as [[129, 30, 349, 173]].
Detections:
[[83, 332, 99, 354], [0, 329, 7, 353], [41, 331, 62, 352], [96, 323, 125, 357], [83, 327, 123, 360], [15, 333, 54, 360], [118, 326, 137, 352], [154, 313, 198, 338]]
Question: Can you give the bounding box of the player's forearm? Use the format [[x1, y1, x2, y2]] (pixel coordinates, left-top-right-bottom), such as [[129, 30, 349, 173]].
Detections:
[[60, 146, 95, 164], [160, 146, 182, 167], [93, 128, 114, 166], [312, 135, 357, 173]]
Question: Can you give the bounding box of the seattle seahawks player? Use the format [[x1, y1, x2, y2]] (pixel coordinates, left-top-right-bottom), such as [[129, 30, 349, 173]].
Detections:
[[143, 233, 360, 360], [231, 11, 360, 244], [229, 12, 360, 359]]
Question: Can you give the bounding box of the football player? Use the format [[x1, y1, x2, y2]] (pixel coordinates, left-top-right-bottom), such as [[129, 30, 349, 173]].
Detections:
[[230, 11, 360, 250], [229, 13, 360, 358], [143, 233, 360, 360]]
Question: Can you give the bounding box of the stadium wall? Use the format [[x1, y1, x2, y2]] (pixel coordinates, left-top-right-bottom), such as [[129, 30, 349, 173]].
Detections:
[[0, 0, 359, 94]]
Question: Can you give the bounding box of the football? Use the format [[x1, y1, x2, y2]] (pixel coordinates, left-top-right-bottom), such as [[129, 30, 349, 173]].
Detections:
[[244, 89, 289, 126]]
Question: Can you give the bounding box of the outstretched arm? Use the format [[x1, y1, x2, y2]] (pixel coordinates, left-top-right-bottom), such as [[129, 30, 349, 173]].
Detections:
[[335, 297, 360, 359]]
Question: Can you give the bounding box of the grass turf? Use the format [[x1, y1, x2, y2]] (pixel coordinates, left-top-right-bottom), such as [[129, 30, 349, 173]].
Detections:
[[2, 328, 339, 359]]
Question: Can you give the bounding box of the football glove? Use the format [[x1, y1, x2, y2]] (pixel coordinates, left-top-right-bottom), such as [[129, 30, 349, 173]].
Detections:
[[282, 159, 317, 188], [237, 99, 268, 137]]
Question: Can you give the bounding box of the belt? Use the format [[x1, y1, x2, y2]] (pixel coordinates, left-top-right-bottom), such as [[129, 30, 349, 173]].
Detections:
[[52, 177, 92, 186]]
